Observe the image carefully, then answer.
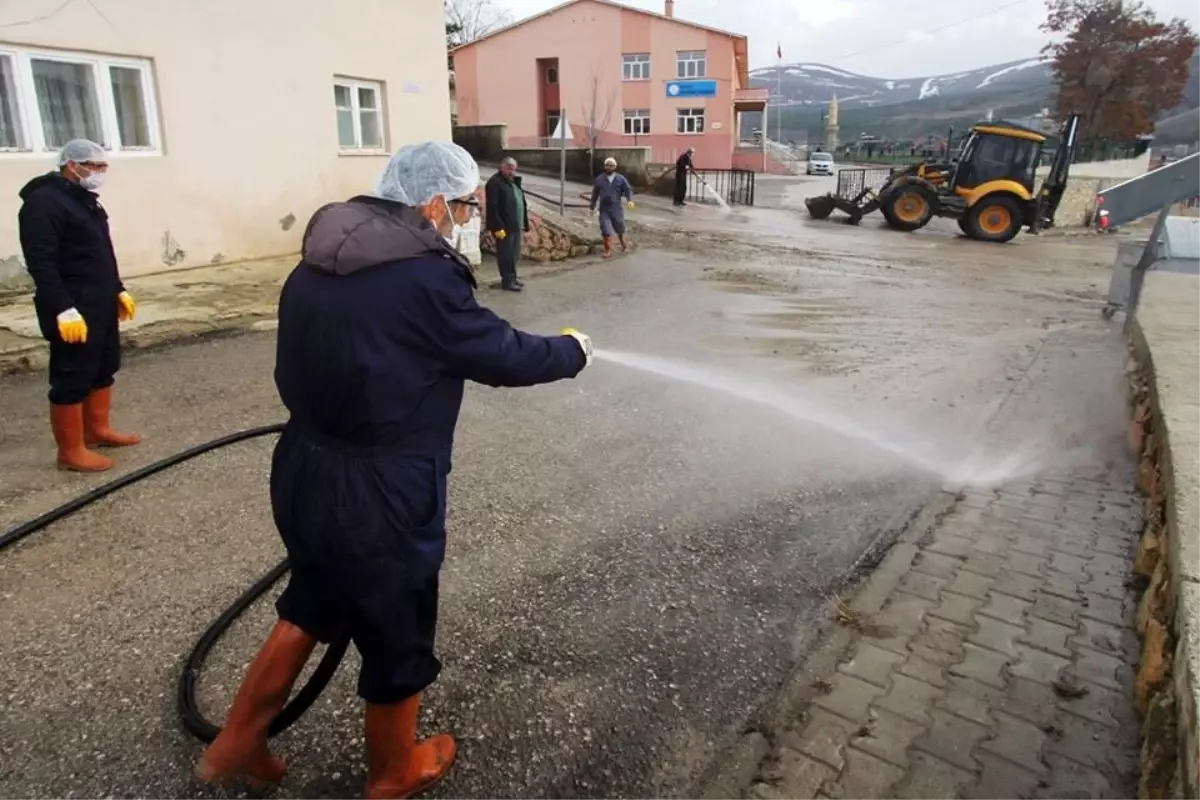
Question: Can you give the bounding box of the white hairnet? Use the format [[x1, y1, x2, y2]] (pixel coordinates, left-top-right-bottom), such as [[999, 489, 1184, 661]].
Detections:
[[603, 157, 617, 166], [373, 141, 480, 206], [58, 139, 106, 166]]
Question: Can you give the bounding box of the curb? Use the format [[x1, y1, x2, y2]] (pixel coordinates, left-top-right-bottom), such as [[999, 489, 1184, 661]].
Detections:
[[694, 485, 955, 799], [1128, 307, 1200, 799]]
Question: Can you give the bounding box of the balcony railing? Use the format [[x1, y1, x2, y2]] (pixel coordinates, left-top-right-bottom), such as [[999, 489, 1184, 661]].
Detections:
[[732, 87, 770, 105]]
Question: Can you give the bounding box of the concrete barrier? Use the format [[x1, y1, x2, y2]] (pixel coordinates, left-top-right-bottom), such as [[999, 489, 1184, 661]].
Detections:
[[1127, 270, 1200, 798]]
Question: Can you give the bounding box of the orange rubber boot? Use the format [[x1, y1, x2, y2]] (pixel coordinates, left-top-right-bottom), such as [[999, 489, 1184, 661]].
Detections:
[[51, 404, 112, 472], [195, 620, 318, 791], [84, 386, 142, 447], [364, 695, 457, 799]]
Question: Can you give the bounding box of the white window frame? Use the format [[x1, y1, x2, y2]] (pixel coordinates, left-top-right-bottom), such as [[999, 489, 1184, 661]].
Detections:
[[623, 109, 650, 136], [622, 53, 650, 81], [676, 50, 707, 79], [334, 76, 387, 154], [676, 107, 705, 134], [0, 44, 161, 157]]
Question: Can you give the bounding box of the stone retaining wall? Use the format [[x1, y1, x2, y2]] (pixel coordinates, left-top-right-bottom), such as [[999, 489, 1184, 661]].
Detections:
[[479, 195, 603, 262], [1127, 270, 1200, 798]]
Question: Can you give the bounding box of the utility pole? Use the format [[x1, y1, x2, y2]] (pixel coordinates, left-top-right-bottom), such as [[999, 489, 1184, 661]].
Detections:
[[558, 111, 567, 215], [775, 42, 783, 145]]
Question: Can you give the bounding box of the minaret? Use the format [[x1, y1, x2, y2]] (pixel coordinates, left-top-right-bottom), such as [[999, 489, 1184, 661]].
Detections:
[[826, 94, 839, 151]]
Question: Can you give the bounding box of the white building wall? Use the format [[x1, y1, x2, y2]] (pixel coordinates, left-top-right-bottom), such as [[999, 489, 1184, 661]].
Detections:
[[0, 0, 451, 280]]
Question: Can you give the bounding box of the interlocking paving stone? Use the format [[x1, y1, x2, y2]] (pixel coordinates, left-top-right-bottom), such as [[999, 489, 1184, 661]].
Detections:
[[913, 709, 989, 772], [761, 467, 1143, 800]]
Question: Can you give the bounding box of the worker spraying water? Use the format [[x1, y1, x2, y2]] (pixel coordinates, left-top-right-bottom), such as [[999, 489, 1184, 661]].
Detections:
[[194, 141, 594, 798]]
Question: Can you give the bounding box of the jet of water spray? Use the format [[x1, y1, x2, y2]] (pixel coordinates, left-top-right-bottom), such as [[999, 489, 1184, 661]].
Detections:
[[694, 176, 731, 212], [593, 348, 1043, 488]]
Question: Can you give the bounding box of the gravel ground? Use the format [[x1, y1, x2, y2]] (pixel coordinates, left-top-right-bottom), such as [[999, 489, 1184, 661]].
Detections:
[[0, 195, 1129, 798]]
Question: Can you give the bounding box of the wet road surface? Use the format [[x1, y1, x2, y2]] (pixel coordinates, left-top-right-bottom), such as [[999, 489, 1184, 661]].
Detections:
[[0, 202, 1127, 798]]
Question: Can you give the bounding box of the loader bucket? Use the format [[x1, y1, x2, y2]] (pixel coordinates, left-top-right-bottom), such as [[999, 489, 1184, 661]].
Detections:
[[805, 194, 836, 220]]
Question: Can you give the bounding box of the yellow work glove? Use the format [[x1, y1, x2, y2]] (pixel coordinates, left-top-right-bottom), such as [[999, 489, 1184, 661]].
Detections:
[[56, 308, 88, 344], [493, 230, 507, 240], [627, 201, 635, 209], [561, 327, 593, 368], [117, 291, 136, 322]]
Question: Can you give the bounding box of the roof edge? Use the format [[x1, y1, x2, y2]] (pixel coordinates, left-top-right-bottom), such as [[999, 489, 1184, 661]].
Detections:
[[450, 0, 746, 54]]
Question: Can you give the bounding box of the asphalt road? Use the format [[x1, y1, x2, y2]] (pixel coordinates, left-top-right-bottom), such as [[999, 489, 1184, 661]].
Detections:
[[0, 201, 1126, 798]]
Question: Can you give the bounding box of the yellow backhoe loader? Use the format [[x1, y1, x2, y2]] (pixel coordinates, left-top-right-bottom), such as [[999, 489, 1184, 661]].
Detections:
[[805, 114, 1081, 243]]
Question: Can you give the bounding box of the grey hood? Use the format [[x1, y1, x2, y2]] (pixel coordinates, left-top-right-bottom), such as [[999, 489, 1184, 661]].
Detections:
[[300, 194, 470, 277]]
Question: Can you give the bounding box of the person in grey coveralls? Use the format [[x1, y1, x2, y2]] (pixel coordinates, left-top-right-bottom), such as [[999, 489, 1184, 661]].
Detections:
[[589, 157, 634, 258]]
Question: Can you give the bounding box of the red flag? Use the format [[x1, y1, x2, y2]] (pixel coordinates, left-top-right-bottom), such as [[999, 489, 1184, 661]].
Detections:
[[777, 42, 782, 60]]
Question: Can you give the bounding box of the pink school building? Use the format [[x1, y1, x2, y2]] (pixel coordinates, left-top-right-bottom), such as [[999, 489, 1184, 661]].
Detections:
[[450, 0, 772, 170]]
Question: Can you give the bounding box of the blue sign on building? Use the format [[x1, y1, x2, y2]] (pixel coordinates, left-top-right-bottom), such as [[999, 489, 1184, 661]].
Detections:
[[665, 80, 718, 98]]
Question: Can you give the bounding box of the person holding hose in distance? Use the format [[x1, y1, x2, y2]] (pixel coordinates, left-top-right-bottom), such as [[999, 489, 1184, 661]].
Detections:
[[589, 156, 635, 258], [195, 141, 594, 798], [18, 138, 141, 473]]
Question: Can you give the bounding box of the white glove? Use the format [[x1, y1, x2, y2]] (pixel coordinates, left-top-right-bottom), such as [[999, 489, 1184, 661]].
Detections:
[[561, 327, 593, 368]]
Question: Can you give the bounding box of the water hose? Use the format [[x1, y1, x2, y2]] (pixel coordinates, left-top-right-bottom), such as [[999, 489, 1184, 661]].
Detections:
[[0, 423, 351, 744]]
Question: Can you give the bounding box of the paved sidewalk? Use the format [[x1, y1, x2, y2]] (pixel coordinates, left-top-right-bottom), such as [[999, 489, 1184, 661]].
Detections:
[[752, 471, 1143, 799]]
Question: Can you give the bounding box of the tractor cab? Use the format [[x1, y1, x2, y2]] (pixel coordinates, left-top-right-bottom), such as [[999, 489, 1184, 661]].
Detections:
[[950, 123, 1046, 197]]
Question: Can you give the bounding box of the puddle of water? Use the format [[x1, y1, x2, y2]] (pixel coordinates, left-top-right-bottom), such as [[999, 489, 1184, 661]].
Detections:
[[594, 347, 1044, 489]]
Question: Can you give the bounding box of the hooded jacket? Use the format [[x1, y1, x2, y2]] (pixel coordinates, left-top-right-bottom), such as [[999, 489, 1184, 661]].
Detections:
[[18, 172, 124, 321], [274, 195, 585, 461]]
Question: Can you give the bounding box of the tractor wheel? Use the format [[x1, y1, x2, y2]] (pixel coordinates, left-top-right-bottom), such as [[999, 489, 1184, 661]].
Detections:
[[956, 216, 970, 235], [881, 184, 935, 232], [965, 195, 1022, 243]]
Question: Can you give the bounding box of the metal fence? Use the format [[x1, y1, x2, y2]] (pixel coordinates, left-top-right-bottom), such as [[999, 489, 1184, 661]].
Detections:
[[686, 169, 756, 206], [836, 168, 893, 199]]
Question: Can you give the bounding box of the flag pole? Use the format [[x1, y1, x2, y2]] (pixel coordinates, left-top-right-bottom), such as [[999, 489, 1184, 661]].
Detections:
[[775, 42, 782, 145]]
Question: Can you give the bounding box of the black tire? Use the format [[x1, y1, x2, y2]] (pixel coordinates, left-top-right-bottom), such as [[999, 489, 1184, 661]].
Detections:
[[956, 216, 970, 235], [880, 184, 935, 232], [965, 195, 1023, 243]]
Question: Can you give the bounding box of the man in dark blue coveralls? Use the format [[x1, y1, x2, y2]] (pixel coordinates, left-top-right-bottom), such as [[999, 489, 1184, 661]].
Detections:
[[17, 138, 141, 473], [196, 141, 594, 799]]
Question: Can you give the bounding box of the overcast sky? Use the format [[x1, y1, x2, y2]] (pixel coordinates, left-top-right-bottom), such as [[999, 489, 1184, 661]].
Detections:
[[490, 0, 1200, 78]]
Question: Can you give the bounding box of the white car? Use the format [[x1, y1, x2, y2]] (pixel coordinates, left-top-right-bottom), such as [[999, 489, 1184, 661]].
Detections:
[[806, 151, 835, 176]]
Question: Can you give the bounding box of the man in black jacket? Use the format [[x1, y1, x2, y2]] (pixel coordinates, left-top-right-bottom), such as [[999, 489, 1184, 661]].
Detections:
[[18, 138, 141, 473], [673, 148, 695, 207], [484, 157, 529, 292]]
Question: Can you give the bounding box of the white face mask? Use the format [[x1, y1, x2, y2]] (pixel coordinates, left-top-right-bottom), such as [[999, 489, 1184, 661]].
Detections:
[[441, 196, 463, 248], [78, 171, 106, 191]]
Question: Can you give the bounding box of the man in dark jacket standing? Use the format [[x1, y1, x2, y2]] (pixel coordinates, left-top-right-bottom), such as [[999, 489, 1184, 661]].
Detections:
[[484, 156, 528, 292], [673, 147, 695, 207], [196, 141, 593, 799], [18, 138, 140, 473]]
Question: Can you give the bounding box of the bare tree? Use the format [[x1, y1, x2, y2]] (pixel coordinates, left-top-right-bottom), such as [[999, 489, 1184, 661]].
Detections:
[[579, 65, 617, 174], [445, 0, 513, 48]]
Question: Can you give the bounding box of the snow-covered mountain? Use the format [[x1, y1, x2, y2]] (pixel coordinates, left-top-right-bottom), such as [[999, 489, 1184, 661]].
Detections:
[[749, 59, 1054, 110]]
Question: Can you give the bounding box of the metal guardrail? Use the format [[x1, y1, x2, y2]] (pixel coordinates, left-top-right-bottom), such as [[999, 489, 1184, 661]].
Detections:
[[836, 168, 893, 199], [686, 169, 756, 206], [1096, 152, 1200, 229]]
